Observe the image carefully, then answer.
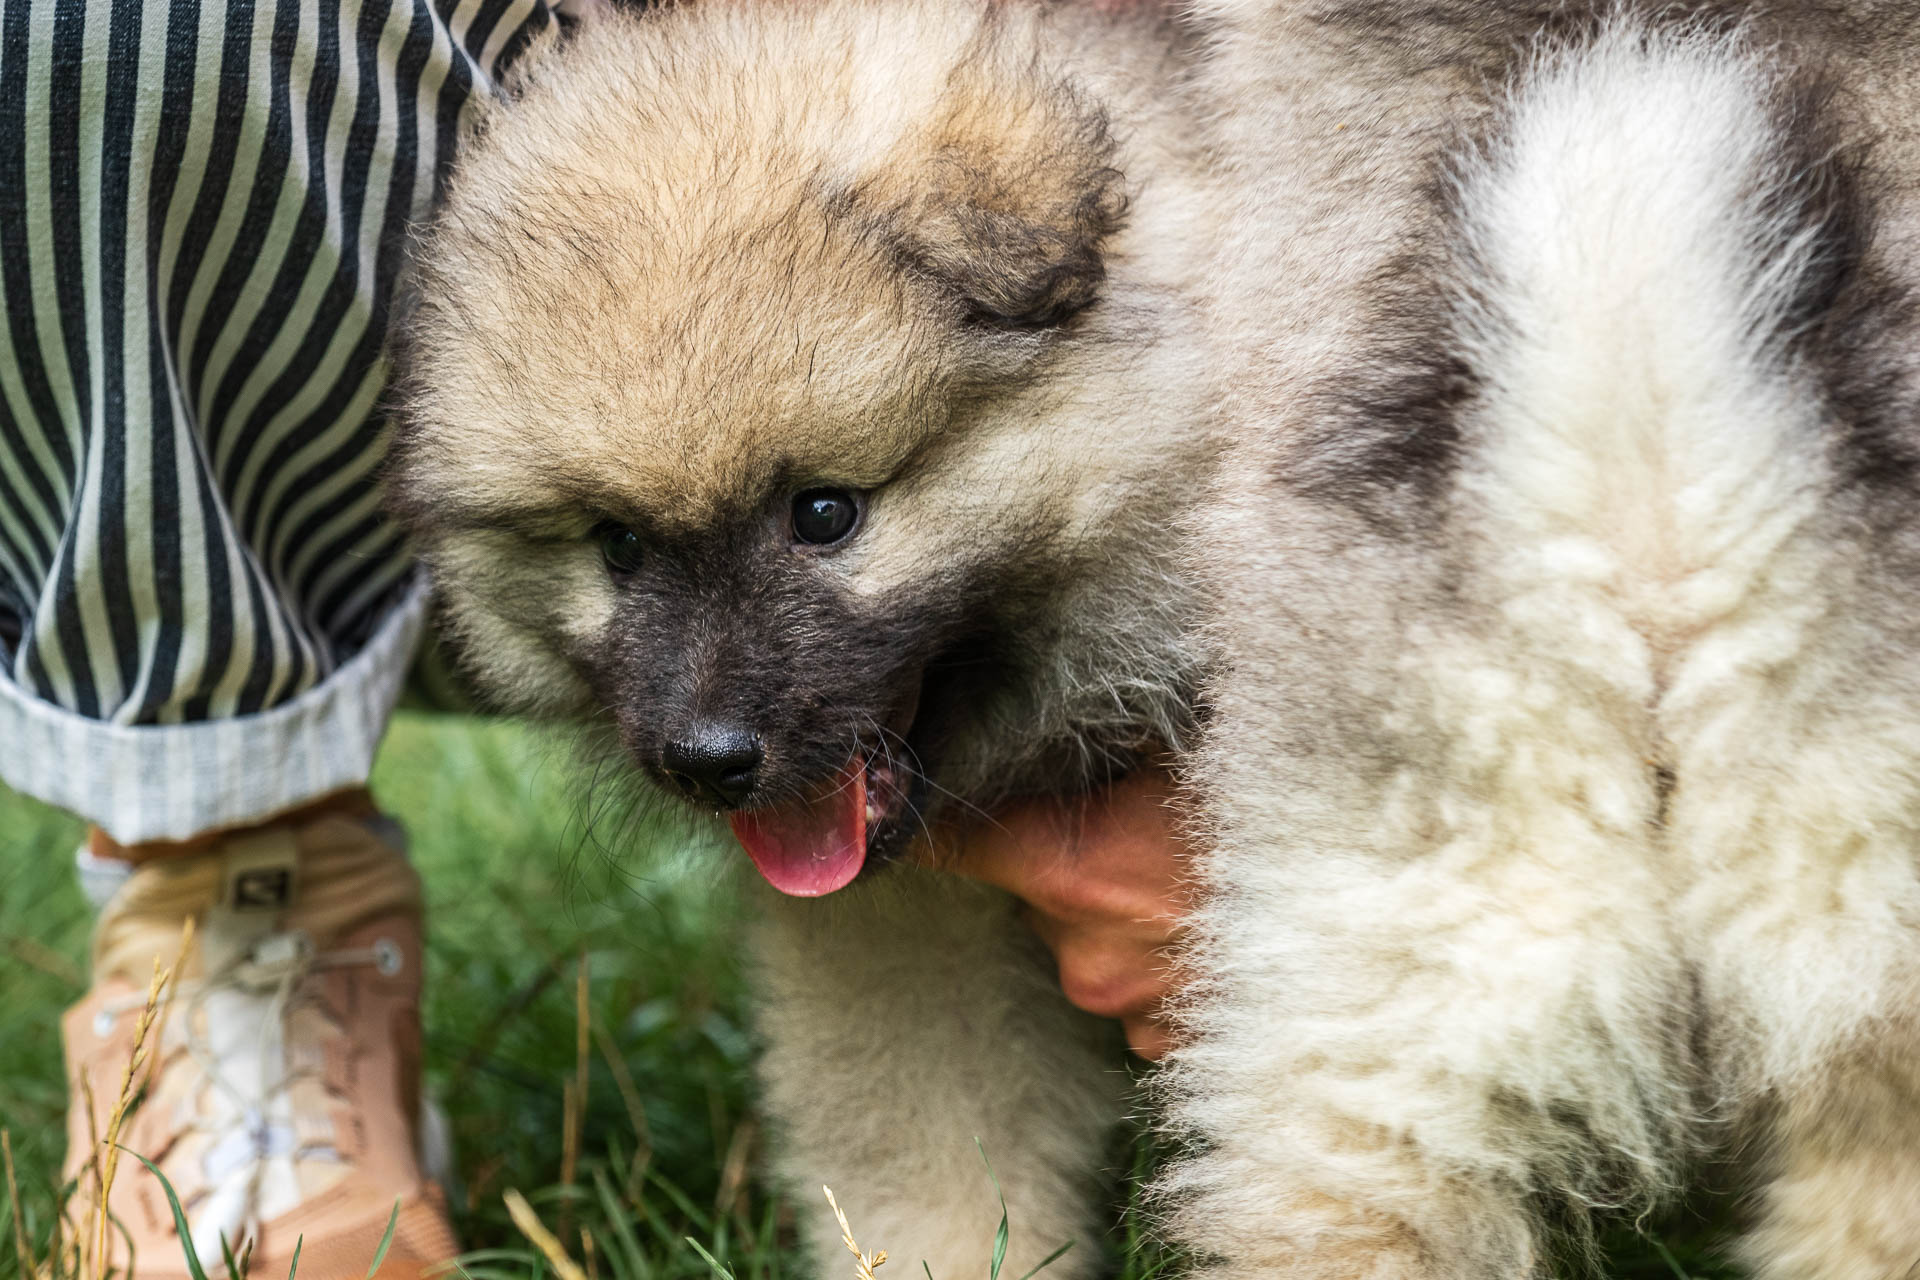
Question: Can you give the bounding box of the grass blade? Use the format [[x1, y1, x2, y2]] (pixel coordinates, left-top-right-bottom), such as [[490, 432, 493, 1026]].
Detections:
[[288, 1234, 304, 1280], [445, 1248, 554, 1267], [752, 1192, 780, 1280], [684, 1236, 736, 1280], [366, 1200, 401, 1278], [643, 1169, 713, 1236], [119, 1147, 212, 1280], [590, 1166, 652, 1280], [219, 1226, 243, 1280], [1012, 1242, 1073, 1280], [1651, 1240, 1694, 1280], [973, 1140, 1008, 1280]]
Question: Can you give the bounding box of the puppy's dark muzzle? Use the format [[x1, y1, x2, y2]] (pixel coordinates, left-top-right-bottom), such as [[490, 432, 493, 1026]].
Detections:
[[658, 724, 763, 808]]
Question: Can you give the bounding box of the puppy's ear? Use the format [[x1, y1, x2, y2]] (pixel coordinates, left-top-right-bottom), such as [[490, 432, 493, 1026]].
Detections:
[[867, 55, 1129, 329]]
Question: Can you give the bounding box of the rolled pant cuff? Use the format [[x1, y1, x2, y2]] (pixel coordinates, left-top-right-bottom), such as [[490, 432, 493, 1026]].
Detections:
[[0, 578, 430, 843]]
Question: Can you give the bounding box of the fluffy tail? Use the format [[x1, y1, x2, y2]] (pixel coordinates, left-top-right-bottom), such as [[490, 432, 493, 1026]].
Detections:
[[1451, 20, 1858, 656]]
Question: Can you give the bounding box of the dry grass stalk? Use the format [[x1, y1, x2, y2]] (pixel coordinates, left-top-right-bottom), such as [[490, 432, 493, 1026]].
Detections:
[[559, 953, 589, 1242], [715, 1118, 754, 1222], [6, 935, 83, 986], [87, 918, 192, 1280], [53, 1190, 83, 1280], [78, 1073, 101, 1277], [589, 1021, 653, 1200], [560, 1081, 581, 1195], [823, 1186, 886, 1280], [563, 954, 589, 1191], [4, 1130, 36, 1279], [142, 919, 193, 1097], [93, 959, 167, 1273], [574, 953, 591, 1143], [503, 1188, 589, 1280]]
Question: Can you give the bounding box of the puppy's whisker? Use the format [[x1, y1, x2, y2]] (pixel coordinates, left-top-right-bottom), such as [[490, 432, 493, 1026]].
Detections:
[[857, 712, 1012, 841]]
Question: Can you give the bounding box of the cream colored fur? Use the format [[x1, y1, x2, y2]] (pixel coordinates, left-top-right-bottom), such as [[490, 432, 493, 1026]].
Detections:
[[748, 870, 1127, 1277], [1170, 16, 1920, 1279]]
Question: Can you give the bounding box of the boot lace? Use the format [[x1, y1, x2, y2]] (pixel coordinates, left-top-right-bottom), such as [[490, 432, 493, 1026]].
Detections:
[[95, 930, 402, 1265]]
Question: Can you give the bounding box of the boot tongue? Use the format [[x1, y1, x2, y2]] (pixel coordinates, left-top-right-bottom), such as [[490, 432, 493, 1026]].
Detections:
[[728, 760, 868, 897]]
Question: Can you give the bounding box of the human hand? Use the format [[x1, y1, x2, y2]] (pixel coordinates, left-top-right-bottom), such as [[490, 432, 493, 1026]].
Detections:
[[927, 764, 1194, 1060]]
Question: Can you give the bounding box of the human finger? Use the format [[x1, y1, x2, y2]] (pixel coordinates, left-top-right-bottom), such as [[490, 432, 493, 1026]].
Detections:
[[1121, 1013, 1174, 1062]]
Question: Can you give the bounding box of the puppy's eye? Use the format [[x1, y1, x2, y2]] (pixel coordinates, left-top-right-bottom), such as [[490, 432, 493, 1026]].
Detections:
[[791, 489, 860, 545], [596, 523, 645, 577]]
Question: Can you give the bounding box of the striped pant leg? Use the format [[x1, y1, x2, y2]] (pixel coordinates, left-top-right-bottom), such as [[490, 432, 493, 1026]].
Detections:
[[0, 0, 554, 841]]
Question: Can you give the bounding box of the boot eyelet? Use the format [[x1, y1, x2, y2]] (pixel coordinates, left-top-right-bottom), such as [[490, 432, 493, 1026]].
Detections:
[[93, 1010, 116, 1038], [373, 938, 404, 977]]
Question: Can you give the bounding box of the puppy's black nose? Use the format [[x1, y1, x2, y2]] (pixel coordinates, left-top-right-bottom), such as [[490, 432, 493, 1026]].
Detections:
[[660, 725, 763, 808]]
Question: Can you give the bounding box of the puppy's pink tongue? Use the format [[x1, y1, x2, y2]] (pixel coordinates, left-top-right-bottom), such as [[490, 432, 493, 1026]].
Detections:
[[728, 761, 867, 897]]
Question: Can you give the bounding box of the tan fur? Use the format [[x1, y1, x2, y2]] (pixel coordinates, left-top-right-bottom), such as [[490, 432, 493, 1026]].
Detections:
[[392, 0, 1223, 779], [747, 872, 1128, 1277], [392, 3, 1223, 1274]]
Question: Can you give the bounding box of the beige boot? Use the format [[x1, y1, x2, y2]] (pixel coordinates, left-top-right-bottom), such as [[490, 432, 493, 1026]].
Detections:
[[61, 794, 459, 1279]]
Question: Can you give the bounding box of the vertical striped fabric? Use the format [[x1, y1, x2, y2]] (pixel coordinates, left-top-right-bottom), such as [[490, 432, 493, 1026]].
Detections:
[[0, 0, 552, 727]]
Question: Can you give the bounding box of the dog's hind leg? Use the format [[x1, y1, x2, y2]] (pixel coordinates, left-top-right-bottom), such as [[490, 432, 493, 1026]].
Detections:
[[1672, 603, 1920, 1280], [745, 868, 1127, 1280], [1660, 510, 1920, 1280], [1740, 1027, 1920, 1280], [1157, 533, 1694, 1278]]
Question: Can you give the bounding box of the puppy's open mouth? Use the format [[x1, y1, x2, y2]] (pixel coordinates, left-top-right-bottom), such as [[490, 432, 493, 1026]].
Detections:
[[726, 689, 929, 898]]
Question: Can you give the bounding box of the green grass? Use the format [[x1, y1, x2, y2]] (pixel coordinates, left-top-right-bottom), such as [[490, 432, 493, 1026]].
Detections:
[[0, 711, 1742, 1280]]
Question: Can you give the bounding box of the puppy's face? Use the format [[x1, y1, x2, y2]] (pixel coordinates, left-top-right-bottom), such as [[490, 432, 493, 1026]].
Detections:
[[392, 0, 1192, 893]]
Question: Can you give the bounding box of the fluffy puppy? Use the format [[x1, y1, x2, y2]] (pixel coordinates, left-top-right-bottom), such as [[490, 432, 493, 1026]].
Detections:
[[389, 2, 1224, 1273], [1168, 2, 1920, 1277], [392, 0, 1920, 1274]]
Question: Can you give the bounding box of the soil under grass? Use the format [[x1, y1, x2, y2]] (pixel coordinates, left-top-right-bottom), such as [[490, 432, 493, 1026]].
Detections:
[[1, 711, 1739, 1279]]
